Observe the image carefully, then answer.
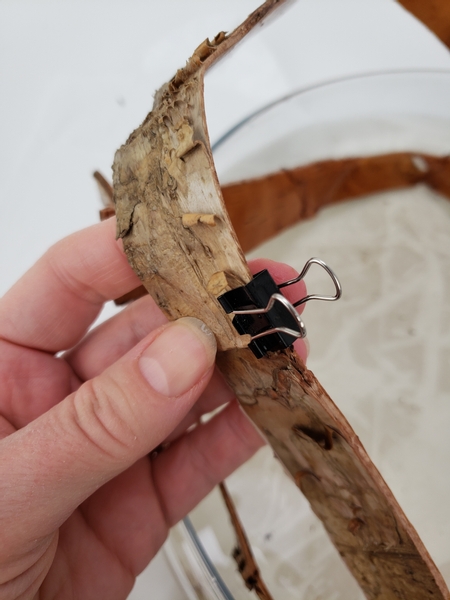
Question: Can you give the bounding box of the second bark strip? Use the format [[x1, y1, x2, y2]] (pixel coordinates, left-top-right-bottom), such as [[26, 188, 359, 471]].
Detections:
[[112, 1, 450, 597]]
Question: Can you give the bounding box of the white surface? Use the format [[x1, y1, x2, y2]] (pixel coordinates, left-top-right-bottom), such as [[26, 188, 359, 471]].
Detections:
[[1, 1, 450, 599], [1, 0, 450, 299], [223, 183, 450, 598]]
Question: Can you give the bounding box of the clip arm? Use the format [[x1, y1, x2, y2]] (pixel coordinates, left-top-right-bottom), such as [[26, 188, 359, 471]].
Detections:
[[233, 292, 307, 341], [218, 258, 341, 358], [278, 257, 342, 307]]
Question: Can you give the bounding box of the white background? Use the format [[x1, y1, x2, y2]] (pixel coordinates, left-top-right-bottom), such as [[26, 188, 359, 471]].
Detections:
[[1, 1, 450, 598]]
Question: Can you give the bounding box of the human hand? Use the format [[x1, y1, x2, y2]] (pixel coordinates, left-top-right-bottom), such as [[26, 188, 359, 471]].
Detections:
[[0, 218, 307, 599]]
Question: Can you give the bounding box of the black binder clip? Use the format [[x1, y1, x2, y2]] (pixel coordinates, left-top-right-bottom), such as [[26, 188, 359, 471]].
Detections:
[[217, 258, 342, 359]]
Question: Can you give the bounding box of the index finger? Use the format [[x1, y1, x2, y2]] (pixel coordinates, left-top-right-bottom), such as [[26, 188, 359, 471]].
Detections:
[[0, 218, 141, 353]]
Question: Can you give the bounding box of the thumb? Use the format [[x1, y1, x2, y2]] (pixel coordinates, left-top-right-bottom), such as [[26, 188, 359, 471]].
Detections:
[[0, 317, 216, 551]]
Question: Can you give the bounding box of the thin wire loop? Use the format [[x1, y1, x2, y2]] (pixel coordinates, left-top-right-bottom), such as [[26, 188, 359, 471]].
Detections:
[[278, 257, 342, 307], [227, 259, 341, 343], [232, 293, 307, 340]]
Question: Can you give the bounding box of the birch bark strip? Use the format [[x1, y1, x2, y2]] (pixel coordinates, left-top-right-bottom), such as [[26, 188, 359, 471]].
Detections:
[[112, 2, 450, 597]]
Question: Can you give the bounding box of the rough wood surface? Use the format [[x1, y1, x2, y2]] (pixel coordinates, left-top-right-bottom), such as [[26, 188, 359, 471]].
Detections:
[[217, 349, 449, 599], [112, 2, 450, 597], [99, 150, 450, 258]]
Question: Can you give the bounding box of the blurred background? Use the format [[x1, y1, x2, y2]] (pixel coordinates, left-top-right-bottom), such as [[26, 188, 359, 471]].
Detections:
[[1, 1, 450, 598]]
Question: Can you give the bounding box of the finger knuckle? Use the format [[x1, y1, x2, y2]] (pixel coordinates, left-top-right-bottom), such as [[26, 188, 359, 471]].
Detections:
[[71, 377, 139, 461], [45, 239, 103, 306], [219, 403, 262, 464], [189, 438, 218, 487]]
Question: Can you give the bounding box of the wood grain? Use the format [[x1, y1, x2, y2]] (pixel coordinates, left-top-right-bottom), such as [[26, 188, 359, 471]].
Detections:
[[112, 1, 450, 597], [100, 151, 450, 256]]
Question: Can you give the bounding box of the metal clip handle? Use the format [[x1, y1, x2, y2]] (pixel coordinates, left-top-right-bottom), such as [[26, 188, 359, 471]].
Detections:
[[217, 257, 342, 358], [278, 257, 342, 307], [232, 292, 307, 341]]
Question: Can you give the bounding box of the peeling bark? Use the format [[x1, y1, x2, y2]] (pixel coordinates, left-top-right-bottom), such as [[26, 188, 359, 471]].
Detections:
[[98, 151, 450, 292], [112, 2, 450, 597]]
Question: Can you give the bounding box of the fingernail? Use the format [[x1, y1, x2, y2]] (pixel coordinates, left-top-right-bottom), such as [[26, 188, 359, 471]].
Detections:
[[139, 317, 217, 397]]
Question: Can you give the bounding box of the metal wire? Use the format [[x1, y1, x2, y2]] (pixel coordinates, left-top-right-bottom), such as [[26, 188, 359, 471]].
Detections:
[[278, 257, 342, 307], [232, 292, 307, 340]]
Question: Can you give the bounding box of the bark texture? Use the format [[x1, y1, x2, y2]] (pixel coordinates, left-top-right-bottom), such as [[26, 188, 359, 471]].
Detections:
[[217, 349, 449, 599], [100, 151, 450, 296], [112, 1, 450, 597], [222, 153, 450, 253]]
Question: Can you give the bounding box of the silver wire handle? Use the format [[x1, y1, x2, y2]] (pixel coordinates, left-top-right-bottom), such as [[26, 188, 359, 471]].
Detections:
[[228, 258, 342, 343], [232, 292, 307, 340], [278, 257, 342, 307]]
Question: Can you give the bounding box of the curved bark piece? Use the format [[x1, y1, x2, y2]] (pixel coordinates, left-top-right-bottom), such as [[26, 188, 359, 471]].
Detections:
[[98, 150, 450, 261], [217, 349, 449, 599], [398, 0, 450, 49], [222, 153, 450, 253], [112, 2, 449, 598]]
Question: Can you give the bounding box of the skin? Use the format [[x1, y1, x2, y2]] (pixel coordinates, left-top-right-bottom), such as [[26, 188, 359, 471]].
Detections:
[[0, 217, 307, 600]]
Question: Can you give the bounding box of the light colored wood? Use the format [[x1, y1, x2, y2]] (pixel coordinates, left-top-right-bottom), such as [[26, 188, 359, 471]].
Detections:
[[112, 2, 450, 597], [101, 150, 450, 255], [182, 213, 217, 228]]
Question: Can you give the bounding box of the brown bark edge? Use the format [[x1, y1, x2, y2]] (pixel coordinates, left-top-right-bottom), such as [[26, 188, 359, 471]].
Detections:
[[398, 0, 450, 49], [222, 153, 450, 253], [219, 482, 275, 600], [112, 2, 450, 598], [98, 153, 450, 302]]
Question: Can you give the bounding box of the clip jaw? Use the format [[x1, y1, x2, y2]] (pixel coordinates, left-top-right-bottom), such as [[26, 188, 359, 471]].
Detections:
[[218, 258, 342, 359]]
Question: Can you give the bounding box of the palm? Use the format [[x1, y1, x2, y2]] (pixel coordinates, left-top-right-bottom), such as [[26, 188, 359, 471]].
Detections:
[[44, 459, 161, 599], [1, 313, 247, 599], [0, 345, 156, 598], [0, 220, 304, 599]]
